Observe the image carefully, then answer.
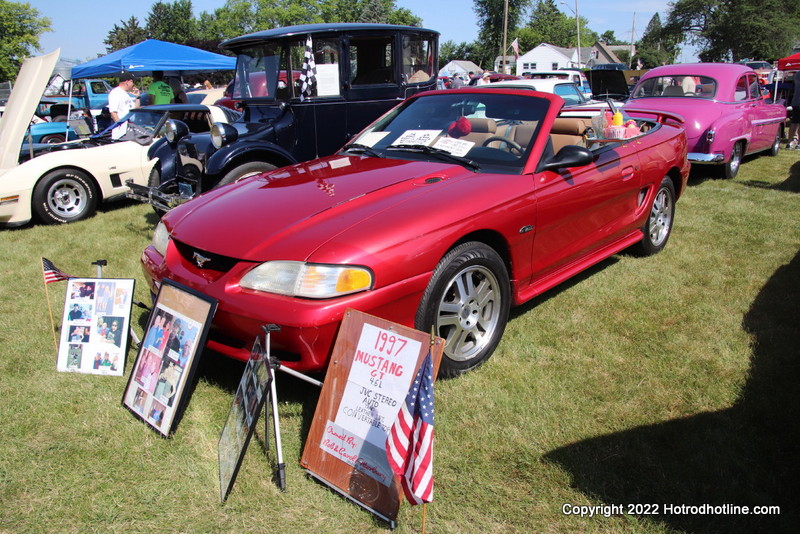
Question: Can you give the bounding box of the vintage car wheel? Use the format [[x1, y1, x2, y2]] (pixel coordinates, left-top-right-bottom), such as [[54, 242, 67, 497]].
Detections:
[[724, 141, 744, 179], [632, 176, 675, 256], [40, 133, 66, 144], [217, 162, 277, 188], [33, 169, 98, 224], [147, 166, 169, 218], [482, 135, 523, 155], [769, 129, 781, 156], [416, 242, 510, 378]]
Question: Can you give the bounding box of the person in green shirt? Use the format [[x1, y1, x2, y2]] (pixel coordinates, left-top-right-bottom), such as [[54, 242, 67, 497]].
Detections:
[[147, 71, 174, 105]]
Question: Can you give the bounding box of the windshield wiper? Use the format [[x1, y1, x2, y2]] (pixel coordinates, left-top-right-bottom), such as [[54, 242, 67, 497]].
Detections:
[[387, 144, 481, 171], [342, 143, 384, 158]]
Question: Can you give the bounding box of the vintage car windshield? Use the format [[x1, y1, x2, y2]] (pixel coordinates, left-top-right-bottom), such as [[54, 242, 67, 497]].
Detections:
[[346, 92, 547, 173], [552, 83, 586, 105], [232, 44, 282, 100], [632, 76, 718, 99], [124, 109, 166, 134]]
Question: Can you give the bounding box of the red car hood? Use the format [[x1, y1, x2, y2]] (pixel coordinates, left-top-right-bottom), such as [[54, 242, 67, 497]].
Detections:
[[165, 155, 467, 261]]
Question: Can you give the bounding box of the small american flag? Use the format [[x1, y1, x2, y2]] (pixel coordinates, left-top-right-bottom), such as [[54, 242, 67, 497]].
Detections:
[[42, 257, 71, 284], [386, 351, 435, 504], [299, 35, 317, 102]]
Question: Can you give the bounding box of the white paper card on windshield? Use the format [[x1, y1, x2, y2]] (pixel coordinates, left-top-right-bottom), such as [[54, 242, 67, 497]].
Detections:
[[391, 130, 441, 147], [432, 137, 474, 158], [355, 131, 390, 147]]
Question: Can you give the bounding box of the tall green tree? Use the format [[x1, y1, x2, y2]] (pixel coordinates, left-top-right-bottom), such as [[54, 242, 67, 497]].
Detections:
[[439, 40, 481, 68], [0, 0, 52, 81], [516, 0, 595, 53], [104, 16, 148, 53], [146, 0, 197, 45], [634, 13, 679, 68], [473, 0, 531, 68], [665, 0, 800, 61]]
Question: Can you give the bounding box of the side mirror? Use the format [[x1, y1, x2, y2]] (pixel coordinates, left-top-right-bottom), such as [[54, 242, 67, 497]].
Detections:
[[539, 145, 594, 172]]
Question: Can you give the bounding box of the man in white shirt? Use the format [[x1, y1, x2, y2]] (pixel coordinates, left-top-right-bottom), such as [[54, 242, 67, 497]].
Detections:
[[108, 72, 140, 139]]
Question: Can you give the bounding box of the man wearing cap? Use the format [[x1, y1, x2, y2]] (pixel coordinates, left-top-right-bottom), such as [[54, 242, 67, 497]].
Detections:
[[108, 73, 141, 139]]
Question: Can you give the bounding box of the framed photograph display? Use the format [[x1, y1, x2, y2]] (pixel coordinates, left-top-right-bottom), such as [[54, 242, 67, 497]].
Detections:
[[218, 336, 271, 502], [57, 278, 135, 376], [122, 279, 217, 437]]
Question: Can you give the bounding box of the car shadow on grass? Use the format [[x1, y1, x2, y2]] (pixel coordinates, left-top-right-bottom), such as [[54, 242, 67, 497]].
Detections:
[[739, 158, 800, 193], [543, 250, 799, 532]]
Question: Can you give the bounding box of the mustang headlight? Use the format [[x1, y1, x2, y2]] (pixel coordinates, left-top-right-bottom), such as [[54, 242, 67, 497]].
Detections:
[[240, 261, 373, 298], [210, 122, 238, 149], [152, 221, 171, 257]]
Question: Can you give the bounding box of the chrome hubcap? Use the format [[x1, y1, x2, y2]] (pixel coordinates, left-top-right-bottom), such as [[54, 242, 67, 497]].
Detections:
[[436, 265, 502, 362], [48, 179, 85, 217]]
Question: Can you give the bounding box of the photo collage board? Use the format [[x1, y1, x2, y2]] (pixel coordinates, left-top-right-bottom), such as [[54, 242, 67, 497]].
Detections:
[[57, 278, 135, 376], [122, 280, 217, 437], [218, 336, 271, 502]]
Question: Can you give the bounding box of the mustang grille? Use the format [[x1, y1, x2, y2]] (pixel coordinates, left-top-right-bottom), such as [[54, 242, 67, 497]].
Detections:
[[173, 240, 240, 272]]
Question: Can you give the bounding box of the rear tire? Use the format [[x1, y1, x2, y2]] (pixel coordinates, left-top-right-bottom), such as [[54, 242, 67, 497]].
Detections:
[[216, 161, 277, 188], [32, 169, 98, 224], [768, 128, 781, 157], [40, 133, 66, 144], [724, 141, 744, 179], [415, 242, 510, 378]]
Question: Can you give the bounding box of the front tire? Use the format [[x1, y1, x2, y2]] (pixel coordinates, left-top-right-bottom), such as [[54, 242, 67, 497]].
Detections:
[[32, 169, 98, 224], [147, 166, 168, 218], [415, 242, 510, 378], [216, 161, 277, 188], [632, 176, 675, 256]]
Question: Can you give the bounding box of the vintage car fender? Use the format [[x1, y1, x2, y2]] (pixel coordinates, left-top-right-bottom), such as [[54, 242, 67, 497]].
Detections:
[[204, 138, 297, 180], [0, 141, 154, 226]]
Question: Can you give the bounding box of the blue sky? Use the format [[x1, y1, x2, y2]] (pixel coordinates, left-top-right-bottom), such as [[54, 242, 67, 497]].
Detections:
[[30, 0, 694, 63]]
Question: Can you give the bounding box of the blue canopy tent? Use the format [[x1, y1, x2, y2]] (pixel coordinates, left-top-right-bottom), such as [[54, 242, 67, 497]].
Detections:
[[71, 39, 235, 78]]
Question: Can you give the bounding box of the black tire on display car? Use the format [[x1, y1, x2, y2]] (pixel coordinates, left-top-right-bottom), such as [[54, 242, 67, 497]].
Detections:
[[32, 169, 98, 224], [415, 242, 510, 378], [216, 161, 277, 188], [723, 141, 744, 179], [147, 166, 169, 218], [40, 133, 66, 144], [632, 176, 676, 256], [769, 128, 781, 157]]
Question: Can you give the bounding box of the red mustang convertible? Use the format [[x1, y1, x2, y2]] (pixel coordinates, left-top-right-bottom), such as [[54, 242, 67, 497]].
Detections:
[[141, 88, 689, 377]]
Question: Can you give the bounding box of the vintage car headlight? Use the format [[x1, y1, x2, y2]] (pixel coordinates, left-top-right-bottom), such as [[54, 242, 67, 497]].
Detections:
[[210, 122, 238, 149], [152, 221, 171, 257], [240, 261, 373, 298], [164, 119, 189, 144]]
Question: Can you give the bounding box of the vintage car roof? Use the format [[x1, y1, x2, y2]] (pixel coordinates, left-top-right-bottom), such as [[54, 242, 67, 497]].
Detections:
[[0, 50, 59, 172], [222, 23, 439, 51], [640, 62, 755, 80]]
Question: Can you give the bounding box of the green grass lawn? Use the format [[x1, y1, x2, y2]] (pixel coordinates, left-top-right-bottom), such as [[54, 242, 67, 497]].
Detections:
[[1, 150, 798, 533]]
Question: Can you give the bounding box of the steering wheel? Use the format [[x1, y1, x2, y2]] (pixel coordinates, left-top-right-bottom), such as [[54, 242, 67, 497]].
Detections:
[[482, 135, 523, 156]]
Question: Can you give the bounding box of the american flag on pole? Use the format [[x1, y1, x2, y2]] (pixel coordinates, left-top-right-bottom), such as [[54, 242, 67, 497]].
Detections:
[[511, 38, 520, 60], [386, 351, 434, 504], [299, 35, 316, 101], [42, 257, 71, 284]]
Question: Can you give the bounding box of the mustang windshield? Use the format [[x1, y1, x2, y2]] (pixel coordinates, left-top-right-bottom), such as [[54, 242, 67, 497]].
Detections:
[[632, 76, 718, 99], [347, 92, 547, 173]]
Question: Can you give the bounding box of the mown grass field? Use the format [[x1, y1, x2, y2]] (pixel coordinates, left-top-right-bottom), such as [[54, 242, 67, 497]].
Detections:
[[0, 149, 798, 533]]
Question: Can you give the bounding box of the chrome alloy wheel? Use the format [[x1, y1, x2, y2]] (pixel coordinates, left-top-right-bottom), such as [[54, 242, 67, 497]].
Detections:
[[435, 264, 503, 362], [648, 185, 673, 248]]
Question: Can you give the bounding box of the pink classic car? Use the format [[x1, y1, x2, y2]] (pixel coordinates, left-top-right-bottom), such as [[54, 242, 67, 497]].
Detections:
[[625, 63, 786, 178]]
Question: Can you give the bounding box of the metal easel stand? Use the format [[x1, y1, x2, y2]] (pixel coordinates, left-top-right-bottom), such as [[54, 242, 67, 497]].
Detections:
[[260, 324, 323, 491], [92, 259, 148, 347]]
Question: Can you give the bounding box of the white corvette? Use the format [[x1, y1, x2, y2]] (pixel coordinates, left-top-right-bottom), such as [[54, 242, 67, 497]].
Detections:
[[0, 51, 238, 226]]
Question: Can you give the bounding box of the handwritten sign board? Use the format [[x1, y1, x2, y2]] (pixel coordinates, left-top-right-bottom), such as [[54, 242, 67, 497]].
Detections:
[[300, 309, 443, 524]]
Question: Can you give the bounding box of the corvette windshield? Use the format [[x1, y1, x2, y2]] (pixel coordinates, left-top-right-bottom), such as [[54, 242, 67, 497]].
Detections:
[[346, 92, 548, 173]]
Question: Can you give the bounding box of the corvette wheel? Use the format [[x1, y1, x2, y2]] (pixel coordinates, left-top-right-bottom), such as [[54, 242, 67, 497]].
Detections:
[[416, 242, 510, 378], [633, 176, 675, 256], [33, 169, 98, 224]]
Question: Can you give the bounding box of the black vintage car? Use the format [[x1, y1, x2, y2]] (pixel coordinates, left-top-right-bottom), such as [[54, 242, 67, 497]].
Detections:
[[128, 23, 439, 213]]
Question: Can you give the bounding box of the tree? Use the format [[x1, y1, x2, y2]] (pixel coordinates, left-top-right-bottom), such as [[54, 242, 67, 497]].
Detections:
[[634, 13, 678, 68], [146, 0, 197, 45], [473, 0, 531, 68], [104, 17, 148, 53], [664, 0, 800, 62], [439, 40, 481, 68], [0, 0, 52, 82]]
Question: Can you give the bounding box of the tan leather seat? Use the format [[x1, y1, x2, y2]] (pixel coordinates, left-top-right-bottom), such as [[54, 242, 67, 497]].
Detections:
[[549, 118, 589, 153]]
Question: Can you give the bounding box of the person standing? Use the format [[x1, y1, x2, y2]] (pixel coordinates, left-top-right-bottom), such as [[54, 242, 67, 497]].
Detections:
[[108, 73, 140, 139], [788, 73, 800, 149], [147, 71, 174, 105]]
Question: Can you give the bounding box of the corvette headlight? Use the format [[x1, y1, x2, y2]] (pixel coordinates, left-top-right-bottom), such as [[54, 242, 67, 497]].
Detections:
[[210, 122, 238, 149], [152, 221, 171, 257], [240, 261, 373, 298]]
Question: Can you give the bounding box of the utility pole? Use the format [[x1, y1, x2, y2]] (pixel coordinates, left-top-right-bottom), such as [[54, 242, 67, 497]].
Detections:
[[502, 0, 509, 74], [629, 12, 636, 68], [575, 1, 581, 67]]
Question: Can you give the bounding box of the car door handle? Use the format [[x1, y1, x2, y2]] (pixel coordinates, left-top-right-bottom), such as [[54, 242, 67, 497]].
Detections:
[[621, 166, 636, 180]]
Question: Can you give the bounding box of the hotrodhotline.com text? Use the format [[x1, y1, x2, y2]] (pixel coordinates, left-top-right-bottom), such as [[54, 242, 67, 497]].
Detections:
[[562, 503, 781, 518]]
